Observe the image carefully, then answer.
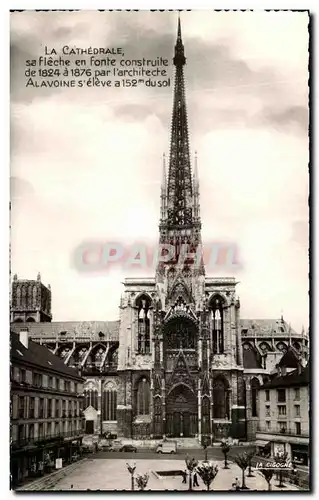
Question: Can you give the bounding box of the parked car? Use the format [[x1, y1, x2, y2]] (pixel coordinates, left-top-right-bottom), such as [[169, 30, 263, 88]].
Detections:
[[81, 436, 96, 452], [104, 432, 117, 440], [156, 441, 177, 454], [109, 440, 123, 452], [119, 445, 137, 453], [98, 438, 111, 451]]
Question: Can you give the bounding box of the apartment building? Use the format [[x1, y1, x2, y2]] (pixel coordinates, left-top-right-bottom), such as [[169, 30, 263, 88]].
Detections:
[[10, 329, 85, 488], [256, 364, 309, 466]]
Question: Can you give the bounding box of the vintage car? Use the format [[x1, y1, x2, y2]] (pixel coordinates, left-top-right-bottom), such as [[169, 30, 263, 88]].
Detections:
[[156, 441, 177, 454], [119, 444, 137, 453]]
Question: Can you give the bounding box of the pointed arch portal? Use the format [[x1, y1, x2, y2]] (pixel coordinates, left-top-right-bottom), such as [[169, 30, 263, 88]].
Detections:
[[166, 384, 197, 437]]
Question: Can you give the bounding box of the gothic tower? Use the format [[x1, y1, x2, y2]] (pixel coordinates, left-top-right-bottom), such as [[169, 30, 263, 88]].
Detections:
[[117, 16, 246, 442], [11, 273, 52, 323]]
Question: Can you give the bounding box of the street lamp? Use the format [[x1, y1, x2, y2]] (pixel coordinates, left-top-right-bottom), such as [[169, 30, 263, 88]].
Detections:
[[126, 462, 136, 491]]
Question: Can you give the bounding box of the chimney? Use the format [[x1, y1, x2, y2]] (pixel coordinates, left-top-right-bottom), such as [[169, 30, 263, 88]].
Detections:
[[19, 328, 29, 349]]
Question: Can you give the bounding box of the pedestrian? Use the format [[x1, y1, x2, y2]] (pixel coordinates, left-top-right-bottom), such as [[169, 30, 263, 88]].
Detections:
[[70, 484, 73, 489], [231, 483, 237, 491], [235, 477, 240, 490], [193, 472, 199, 487], [182, 470, 187, 484]]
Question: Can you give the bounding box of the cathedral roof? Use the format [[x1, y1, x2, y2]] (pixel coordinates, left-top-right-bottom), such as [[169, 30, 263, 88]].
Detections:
[[240, 319, 299, 337], [10, 331, 83, 380], [261, 366, 309, 389], [10, 321, 120, 341]]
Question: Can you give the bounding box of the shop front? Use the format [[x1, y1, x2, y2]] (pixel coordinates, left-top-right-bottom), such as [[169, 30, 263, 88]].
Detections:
[[255, 439, 271, 458], [290, 444, 309, 466]]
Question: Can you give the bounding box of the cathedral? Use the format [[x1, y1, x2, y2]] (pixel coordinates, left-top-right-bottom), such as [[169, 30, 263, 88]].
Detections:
[[10, 18, 308, 444]]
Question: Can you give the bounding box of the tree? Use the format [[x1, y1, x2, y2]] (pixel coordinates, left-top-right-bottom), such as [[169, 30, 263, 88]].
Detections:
[[185, 455, 199, 490], [202, 435, 210, 462], [246, 449, 256, 477], [126, 462, 136, 491], [220, 441, 230, 469], [135, 473, 149, 491], [274, 451, 288, 488], [234, 452, 250, 489], [259, 469, 274, 491], [196, 461, 219, 491]]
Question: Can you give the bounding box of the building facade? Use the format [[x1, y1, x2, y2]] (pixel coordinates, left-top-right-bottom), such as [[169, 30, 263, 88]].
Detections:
[[256, 358, 309, 466], [10, 329, 85, 488], [10, 19, 308, 444]]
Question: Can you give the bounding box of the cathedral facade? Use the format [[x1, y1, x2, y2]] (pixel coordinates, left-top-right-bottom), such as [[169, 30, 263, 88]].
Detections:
[[10, 19, 308, 444]]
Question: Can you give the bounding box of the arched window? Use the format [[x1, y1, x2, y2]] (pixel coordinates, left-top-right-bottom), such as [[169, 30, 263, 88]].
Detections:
[[103, 386, 117, 421], [213, 377, 229, 419], [84, 389, 98, 410], [210, 295, 225, 354], [164, 317, 197, 350], [136, 378, 150, 415], [136, 295, 151, 355], [251, 377, 260, 418]]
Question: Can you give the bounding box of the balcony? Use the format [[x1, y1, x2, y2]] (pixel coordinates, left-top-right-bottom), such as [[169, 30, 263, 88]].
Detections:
[[11, 429, 85, 450], [257, 426, 309, 439], [81, 363, 118, 375]]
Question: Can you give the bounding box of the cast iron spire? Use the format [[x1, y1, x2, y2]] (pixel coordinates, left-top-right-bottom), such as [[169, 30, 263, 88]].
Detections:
[[157, 15, 204, 277], [166, 15, 193, 228]]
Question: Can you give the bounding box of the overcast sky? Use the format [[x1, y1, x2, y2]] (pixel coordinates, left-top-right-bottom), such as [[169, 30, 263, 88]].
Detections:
[[10, 10, 309, 331]]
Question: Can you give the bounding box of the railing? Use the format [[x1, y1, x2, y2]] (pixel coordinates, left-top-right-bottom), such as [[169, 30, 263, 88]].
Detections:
[[11, 380, 80, 395], [81, 363, 118, 374], [241, 330, 295, 337], [257, 426, 309, 438], [11, 429, 85, 449]]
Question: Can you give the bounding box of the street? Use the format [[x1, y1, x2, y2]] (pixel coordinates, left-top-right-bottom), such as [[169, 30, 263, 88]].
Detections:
[[93, 445, 255, 460]]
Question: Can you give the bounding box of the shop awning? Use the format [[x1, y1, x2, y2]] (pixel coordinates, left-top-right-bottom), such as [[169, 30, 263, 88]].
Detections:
[[255, 440, 271, 447]]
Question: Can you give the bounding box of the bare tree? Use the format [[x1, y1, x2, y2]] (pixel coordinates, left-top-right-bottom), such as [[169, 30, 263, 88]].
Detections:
[[234, 452, 250, 489], [246, 449, 256, 477], [220, 441, 230, 469], [196, 461, 219, 491], [275, 452, 288, 488], [185, 455, 199, 490], [259, 469, 274, 491], [135, 473, 149, 491], [126, 462, 136, 491]]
